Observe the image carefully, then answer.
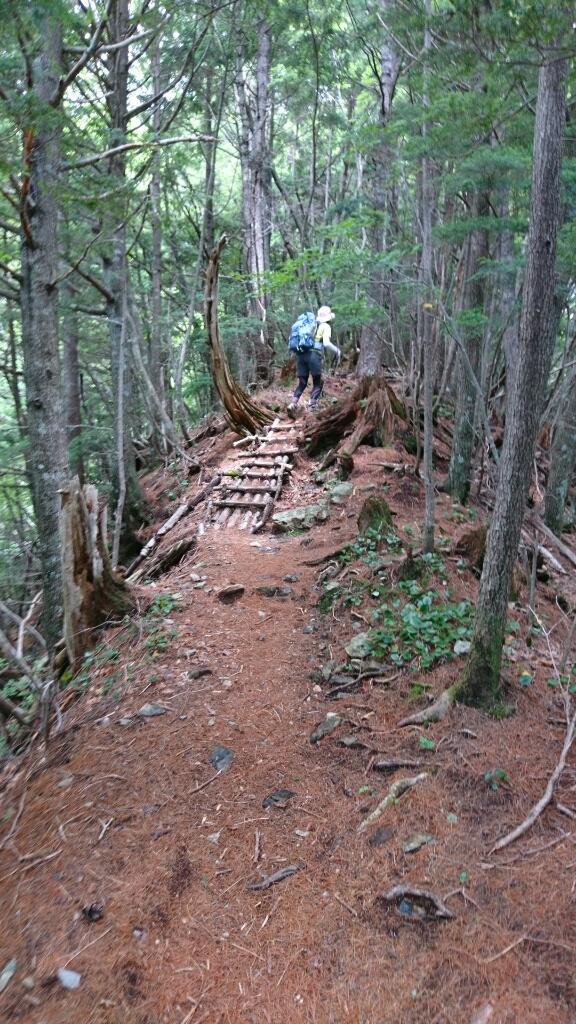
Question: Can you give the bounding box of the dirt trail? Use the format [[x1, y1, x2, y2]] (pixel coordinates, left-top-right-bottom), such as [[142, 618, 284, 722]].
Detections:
[[1, 437, 575, 1024]]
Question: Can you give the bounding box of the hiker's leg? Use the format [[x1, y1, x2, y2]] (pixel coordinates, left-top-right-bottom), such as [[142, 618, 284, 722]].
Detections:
[[293, 352, 310, 401], [309, 351, 324, 407]]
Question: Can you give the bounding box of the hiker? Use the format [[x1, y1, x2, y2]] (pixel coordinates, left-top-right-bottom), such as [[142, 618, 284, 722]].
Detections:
[[287, 305, 341, 413]]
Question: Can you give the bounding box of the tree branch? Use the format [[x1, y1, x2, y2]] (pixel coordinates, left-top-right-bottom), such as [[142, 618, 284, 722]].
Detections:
[[64, 134, 215, 170], [53, 0, 114, 105]]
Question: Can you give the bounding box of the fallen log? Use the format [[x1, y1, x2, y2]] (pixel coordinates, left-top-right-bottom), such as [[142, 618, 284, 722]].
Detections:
[[125, 474, 221, 578]]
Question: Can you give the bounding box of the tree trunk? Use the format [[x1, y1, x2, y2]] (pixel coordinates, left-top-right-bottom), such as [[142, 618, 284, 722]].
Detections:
[[545, 367, 576, 533], [356, 0, 401, 377], [445, 193, 489, 503], [236, 20, 274, 383], [20, 12, 68, 650], [205, 237, 274, 434], [62, 283, 84, 484], [420, 0, 435, 554], [457, 55, 568, 706], [103, 0, 147, 553]]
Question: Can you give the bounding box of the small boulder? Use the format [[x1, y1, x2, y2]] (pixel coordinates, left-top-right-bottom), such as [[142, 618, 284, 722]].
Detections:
[[216, 584, 245, 603], [272, 503, 329, 533]]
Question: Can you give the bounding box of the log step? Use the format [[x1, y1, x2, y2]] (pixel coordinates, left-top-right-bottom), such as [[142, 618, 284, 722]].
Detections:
[[220, 484, 278, 494], [214, 499, 267, 509], [238, 447, 299, 457]]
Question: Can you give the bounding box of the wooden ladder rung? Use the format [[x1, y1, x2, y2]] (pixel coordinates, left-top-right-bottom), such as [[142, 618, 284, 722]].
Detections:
[[214, 499, 268, 509]]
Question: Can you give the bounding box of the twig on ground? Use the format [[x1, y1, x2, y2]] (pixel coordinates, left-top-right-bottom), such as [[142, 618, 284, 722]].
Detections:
[[333, 892, 358, 917], [479, 934, 527, 964], [253, 829, 261, 864], [247, 865, 300, 891], [191, 770, 222, 795], [62, 926, 113, 966]]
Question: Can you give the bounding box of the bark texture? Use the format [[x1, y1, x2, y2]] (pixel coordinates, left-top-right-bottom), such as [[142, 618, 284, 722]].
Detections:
[[20, 14, 68, 649], [457, 56, 568, 705], [545, 369, 576, 533], [205, 236, 274, 434], [59, 478, 134, 671]]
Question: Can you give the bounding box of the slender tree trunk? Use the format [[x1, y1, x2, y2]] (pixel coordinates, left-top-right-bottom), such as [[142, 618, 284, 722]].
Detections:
[[103, 0, 147, 553], [457, 55, 568, 706], [545, 366, 576, 533], [149, 35, 168, 443], [445, 193, 489, 503], [236, 20, 274, 383], [62, 282, 84, 484], [19, 12, 68, 649], [420, 0, 435, 553], [357, 0, 400, 377]]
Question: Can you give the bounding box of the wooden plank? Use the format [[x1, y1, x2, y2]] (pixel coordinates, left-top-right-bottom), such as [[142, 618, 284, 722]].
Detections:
[[220, 484, 278, 494], [214, 499, 266, 509]]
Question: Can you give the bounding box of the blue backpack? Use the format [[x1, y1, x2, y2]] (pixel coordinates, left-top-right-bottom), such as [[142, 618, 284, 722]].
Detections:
[[288, 311, 317, 353]]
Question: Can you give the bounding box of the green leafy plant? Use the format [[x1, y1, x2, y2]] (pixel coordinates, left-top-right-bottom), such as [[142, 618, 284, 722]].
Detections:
[[484, 768, 508, 790], [147, 593, 182, 617], [419, 735, 436, 751]]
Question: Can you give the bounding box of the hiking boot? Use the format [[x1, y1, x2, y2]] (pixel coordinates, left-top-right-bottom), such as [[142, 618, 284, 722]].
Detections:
[[286, 401, 298, 419], [308, 400, 319, 412]]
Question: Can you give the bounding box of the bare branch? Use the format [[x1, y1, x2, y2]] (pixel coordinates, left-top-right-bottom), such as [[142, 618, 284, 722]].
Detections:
[[53, 0, 114, 105], [65, 134, 215, 170], [50, 231, 103, 289]]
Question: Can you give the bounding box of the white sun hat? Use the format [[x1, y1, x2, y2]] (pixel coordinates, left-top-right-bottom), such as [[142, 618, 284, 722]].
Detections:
[[316, 305, 335, 322]]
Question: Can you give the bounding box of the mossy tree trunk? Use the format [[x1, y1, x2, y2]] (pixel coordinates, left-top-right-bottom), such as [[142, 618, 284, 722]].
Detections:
[[456, 56, 568, 706]]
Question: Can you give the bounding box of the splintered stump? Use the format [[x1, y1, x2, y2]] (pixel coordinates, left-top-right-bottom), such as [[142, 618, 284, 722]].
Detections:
[[306, 373, 407, 466], [59, 478, 134, 671], [205, 235, 274, 435]]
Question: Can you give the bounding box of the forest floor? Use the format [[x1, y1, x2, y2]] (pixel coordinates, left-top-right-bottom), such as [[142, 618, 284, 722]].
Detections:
[[1, 379, 576, 1024]]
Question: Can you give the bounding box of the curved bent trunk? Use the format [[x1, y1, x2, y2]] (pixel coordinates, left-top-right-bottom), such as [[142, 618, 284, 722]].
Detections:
[[205, 237, 274, 435]]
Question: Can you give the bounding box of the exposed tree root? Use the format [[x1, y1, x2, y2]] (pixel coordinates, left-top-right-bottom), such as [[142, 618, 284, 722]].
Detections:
[[399, 685, 457, 726], [357, 772, 428, 833], [380, 885, 455, 920], [305, 373, 407, 459], [490, 705, 576, 853], [205, 236, 274, 435]]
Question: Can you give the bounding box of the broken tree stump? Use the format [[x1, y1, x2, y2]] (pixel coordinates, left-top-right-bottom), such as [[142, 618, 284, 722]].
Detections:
[[59, 478, 134, 672]]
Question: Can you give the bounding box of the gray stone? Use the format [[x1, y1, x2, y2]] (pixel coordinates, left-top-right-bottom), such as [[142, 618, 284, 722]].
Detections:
[[255, 585, 293, 598], [453, 639, 471, 656], [310, 712, 343, 743], [345, 633, 373, 659], [57, 968, 82, 990], [404, 833, 436, 854], [137, 702, 167, 718], [271, 503, 330, 533], [329, 482, 354, 505], [0, 958, 17, 993], [209, 745, 234, 772]]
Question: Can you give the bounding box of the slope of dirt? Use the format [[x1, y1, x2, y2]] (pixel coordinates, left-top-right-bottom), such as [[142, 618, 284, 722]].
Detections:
[[1, 427, 575, 1024]]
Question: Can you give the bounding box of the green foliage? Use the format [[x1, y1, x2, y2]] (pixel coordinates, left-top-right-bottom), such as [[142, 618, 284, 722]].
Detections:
[[147, 593, 182, 617], [484, 768, 508, 791]]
